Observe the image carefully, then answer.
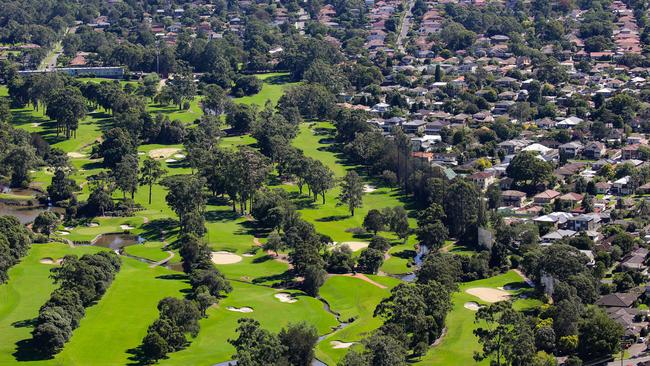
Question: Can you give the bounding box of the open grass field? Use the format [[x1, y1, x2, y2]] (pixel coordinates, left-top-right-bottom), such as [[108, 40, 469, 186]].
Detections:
[[417, 270, 543, 365], [233, 73, 297, 107], [316, 275, 402, 365], [160, 281, 338, 365]]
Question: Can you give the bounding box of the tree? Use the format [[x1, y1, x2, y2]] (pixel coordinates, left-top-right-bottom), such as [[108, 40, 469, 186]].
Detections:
[[303, 264, 327, 296], [278, 322, 319, 366], [474, 301, 535, 366], [99, 127, 136, 168], [46, 87, 87, 139], [577, 307, 624, 361], [362, 332, 408, 366], [326, 245, 355, 274], [166, 71, 196, 110], [444, 180, 480, 238], [33, 211, 59, 237], [178, 234, 212, 273], [415, 204, 448, 252], [506, 151, 553, 190], [139, 157, 166, 204], [201, 84, 227, 116], [231, 75, 263, 97], [163, 175, 206, 231], [3, 146, 38, 188], [263, 232, 285, 256], [229, 318, 286, 366], [227, 103, 257, 133], [112, 154, 139, 199], [141, 331, 169, 362], [47, 170, 77, 203], [363, 209, 385, 234], [338, 171, 364, 216], [357, 248, 384, 274], [305, 159, 335, 204]]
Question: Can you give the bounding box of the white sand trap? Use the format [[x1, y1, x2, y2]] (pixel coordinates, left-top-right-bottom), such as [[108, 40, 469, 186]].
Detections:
[[120, 225, 135, 230], [137, 152, 145, 155], [227, 306, 254, 313], [40, 258, 62, 265], [88, 222, 99, 227], [173, 154, 186, 159], [148, 148, 181, 159], [66, 152, 85, 158], [340, 242, 369, 252], [165, 159, 177, 163], [466, 288, 511, 303], [274, 293, 297, 303], [64, 226, 74, 231], [211, 251, 243, 264], [363, 184, 377, 193], [242, 253, 255, 257], [56, 231, 70, 236], [331, 341, 355, 349], [31, 122, 40, 127], [464, 302, 481, 311]]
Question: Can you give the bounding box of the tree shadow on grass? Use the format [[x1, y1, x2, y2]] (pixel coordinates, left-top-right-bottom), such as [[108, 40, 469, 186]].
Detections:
[[316, 215, 349, 222], [81, 160, 104, 171], [13, 339, 52, 361], [12, 318, 38, 328], [393, 249, 417, 260], [156, 273, 188, 281], [252, 270, 296, 287], [140, 218, 178, 241], [204, 210, 240, 222], [252, 254, 274, 263], [264, 74, 292, 85], [126, 345, 162, 366]]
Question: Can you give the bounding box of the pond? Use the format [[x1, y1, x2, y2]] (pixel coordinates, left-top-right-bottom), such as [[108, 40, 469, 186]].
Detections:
[[92, 233, 144, 250], [0, 203, 60, 225]]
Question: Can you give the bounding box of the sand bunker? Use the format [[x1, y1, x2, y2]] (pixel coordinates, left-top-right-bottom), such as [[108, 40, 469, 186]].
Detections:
[[88, 222, 99, 227], [274, 293, 297, 303], [165, 159, 177, 163], [40, 258, 62, 265], [211, 251, 243, 265], [466, 288, 511, 303], [120, 224, 135, 230], [173, 154, 186, 159], [339, 242, 369, 252], [331, 341, 355, 349], [148, 148, 181, 159], [56, 231, 70, 236], [66, 152, 85, 158], [464, 302, 481, 311], [242, 253, 255, 257], [363, 184, 377, 193], [227, 306, 253, 313]]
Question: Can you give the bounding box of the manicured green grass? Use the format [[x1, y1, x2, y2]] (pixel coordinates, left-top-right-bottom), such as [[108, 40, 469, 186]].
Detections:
[[160, 281, 338, 365], [0, 243, 103, 364], [316, 275, 402, 365], [215, 252, 290, 286], [381, 241, 416, 275], [54, 216, 146, 242], [233, 73, 297, 107], [418, 271, 543, 365]]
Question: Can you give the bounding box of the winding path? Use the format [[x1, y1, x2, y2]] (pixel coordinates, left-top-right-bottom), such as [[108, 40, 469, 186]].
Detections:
[[336, 273, 387, 289], [148, 251, 175, 268]]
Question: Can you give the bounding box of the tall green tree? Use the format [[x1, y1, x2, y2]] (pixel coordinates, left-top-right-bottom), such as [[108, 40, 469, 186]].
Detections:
[[338, 171, 364, 216], [139, 157, 166, 204]]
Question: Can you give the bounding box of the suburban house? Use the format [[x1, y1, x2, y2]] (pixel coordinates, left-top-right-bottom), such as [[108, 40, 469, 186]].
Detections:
[[612, 176, 633, 195], [468, 171, 497, 191], [566, 214, 601, 232], [533, 189, 561, 204], [559, 142, 584, 158], [502, 190, 527, 207], [583, 142, 606, 159]]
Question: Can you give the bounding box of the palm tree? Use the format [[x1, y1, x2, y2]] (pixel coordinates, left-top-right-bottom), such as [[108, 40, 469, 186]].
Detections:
[[139, 157, 166, 204]]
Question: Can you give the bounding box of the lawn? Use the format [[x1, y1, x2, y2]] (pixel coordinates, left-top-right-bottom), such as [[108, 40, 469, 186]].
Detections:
[[160, 281, 338, 365], [316, 275, 402, 365], [418, 270, 544, 365], [232, 72, 297, 107], [0, 243, 104, 366]]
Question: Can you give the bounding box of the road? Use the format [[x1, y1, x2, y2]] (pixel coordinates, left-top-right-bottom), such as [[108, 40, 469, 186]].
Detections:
[[606, 344, 648, 366], [396, 0, 415, 53]]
